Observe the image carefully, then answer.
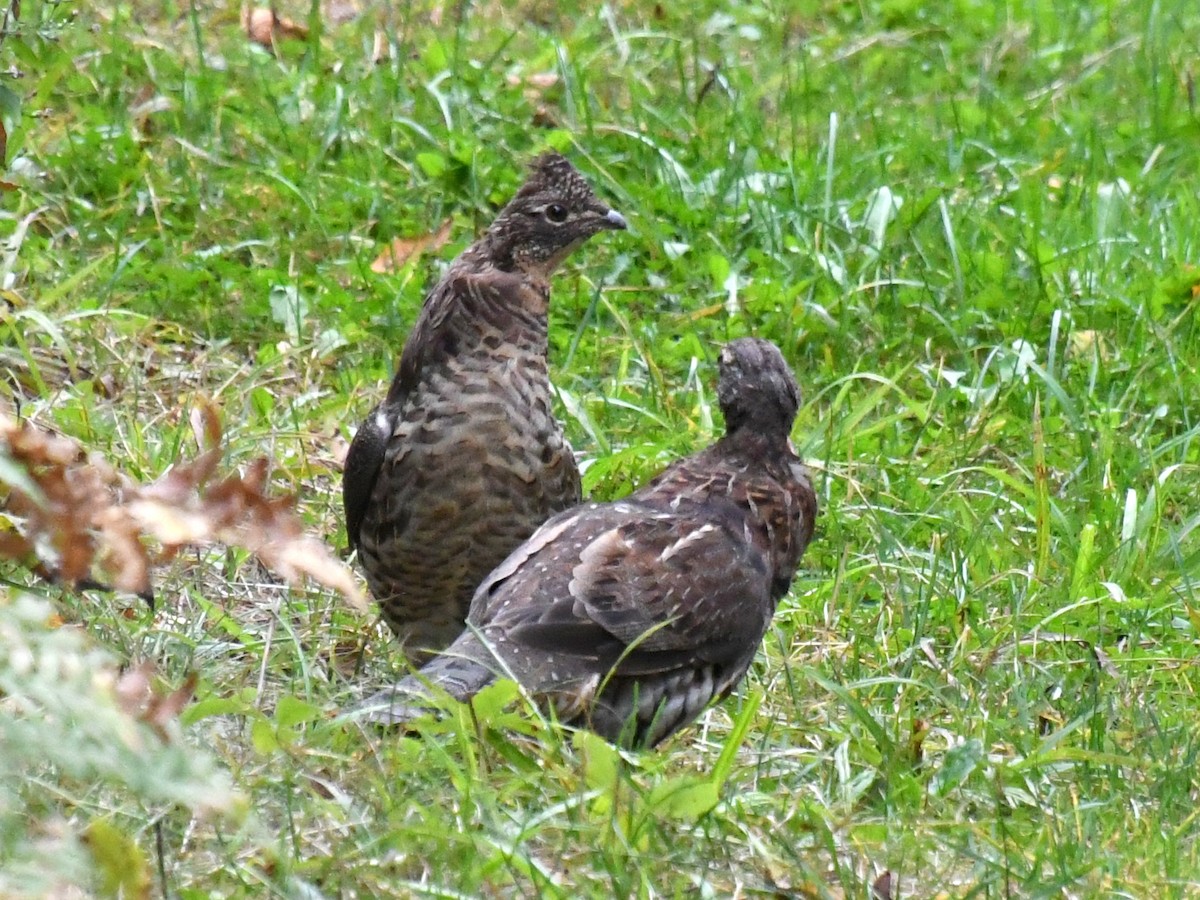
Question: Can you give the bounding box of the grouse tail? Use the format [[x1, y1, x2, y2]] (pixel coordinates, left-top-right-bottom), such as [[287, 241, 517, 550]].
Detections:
[[350, 640, 499, 726]]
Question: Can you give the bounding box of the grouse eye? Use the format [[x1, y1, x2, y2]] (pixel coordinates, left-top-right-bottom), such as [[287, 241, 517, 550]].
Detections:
[[545, 203, 569, 223]]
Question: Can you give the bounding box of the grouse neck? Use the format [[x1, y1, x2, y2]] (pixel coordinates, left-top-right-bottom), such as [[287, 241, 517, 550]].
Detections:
[[720, 423, 793, 462]]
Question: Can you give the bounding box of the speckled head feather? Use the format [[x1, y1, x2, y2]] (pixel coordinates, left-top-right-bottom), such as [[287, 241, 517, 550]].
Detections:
[[483, 152, 626, 275], [517, 153, 595, 203]]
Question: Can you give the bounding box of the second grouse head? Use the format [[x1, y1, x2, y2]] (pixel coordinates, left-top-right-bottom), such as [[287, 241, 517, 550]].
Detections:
[[717, 337, 801, 439], [485, 152, 626, 276]]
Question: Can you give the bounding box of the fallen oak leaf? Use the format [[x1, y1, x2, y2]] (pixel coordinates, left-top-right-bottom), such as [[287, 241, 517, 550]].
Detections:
[[113, 661, 155, 720], [94, 506, 152, 598], [871, 871, 895, 900], [0, 529, 35, 562], [330, 433, 350, 468], [137, 448, 224, 508], [1, 419, 141, 593], [0, 412, 366, 614], [113, 663, 200, 743], [243, 6, 309, 49], [525, 72, 559, 90], [256, 534, 368, 614], [142, 672, 198, 741], [189, 395, 223, 453], [130, 457, 368, 613], [123, 500, 213, 546], [1, 417, 80, 465], [325, 0, 363, 25], [371, 27, 388, 64], [370, 218, 453, 274], [505, 71, 559, 92]]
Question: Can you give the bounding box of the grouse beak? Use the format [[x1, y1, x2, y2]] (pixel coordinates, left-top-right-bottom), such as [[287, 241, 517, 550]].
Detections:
[[601, 208, 628, 230]]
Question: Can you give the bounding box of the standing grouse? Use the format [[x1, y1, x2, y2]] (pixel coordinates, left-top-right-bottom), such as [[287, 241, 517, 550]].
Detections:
[[355, 338, 818, 748], [342, 152, 626, 661]]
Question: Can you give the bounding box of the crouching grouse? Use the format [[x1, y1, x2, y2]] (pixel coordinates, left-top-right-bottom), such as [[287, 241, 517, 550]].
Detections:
[[354, 337, 818, 748], [342, 152, 626, 661]]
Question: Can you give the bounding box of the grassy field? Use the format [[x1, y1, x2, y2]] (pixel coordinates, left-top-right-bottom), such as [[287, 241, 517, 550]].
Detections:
[[3, 0, 1200, 895]]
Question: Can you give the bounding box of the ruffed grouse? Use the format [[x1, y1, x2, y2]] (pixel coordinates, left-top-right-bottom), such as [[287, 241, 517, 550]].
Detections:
[[343, 152, 626, 661], [355, 338, 818, 748]]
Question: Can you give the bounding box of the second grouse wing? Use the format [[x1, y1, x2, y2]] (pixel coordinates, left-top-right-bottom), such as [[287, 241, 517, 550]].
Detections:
[[354, 337, 818, 748]]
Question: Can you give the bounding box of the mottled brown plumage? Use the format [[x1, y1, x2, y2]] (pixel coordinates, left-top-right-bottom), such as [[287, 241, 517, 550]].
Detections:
[[343, 153, 625, 661], [355, 338, 818, 748]]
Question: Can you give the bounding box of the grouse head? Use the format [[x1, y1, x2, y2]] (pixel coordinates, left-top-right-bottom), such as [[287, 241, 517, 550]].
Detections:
[[484, 152, 626, 276], [717, 337, 801, 440]]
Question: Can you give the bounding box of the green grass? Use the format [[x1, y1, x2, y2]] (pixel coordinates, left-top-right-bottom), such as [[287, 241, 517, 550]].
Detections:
[[3, 0, 1200, 894]]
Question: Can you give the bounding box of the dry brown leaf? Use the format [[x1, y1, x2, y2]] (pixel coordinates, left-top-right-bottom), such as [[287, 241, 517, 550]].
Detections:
[[258, 536, 366, 611], [113, 663, 199, 742], [505, 71, 561, 121], [327, 636, 362, 679], [243, 6, 309, 49], [0, 411, 367, 614], [0, 530, 34, 561], [330, 433, 350, 468], [370, 218, 453, 274], [95, 507, 150, 596], [325, 0, 362, 25], [114, 662, 155, 719], [244, 7, 274, 45], [142, 672, 198, 740], [123, 501, 209, 546], [531, 106, 560, 129], [526, 72, 559, 90], [371, 27, 389, 64], [505, 71, 559, 91], [189, 396, 223, 452]]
